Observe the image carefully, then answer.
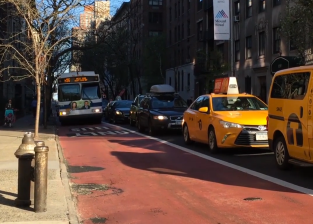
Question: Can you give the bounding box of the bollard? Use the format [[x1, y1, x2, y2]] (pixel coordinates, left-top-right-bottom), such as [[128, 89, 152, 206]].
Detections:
[[14, 132, 36, 207], [34, 141, 49, 213]]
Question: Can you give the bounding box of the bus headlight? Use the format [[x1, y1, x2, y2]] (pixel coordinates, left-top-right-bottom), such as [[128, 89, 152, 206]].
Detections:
[[116, 110, 122, 115]]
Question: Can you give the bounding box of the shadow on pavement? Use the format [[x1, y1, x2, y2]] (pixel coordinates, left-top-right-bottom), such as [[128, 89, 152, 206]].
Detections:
[[107, 136, 313, 194], [0, 194, 33, 211]]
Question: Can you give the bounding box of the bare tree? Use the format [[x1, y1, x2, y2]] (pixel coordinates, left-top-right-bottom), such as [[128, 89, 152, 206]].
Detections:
[[0, 0, 93, 137]]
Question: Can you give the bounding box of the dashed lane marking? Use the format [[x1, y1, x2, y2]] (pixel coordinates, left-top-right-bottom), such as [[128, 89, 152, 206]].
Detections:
[[102, 122, 313, 196]]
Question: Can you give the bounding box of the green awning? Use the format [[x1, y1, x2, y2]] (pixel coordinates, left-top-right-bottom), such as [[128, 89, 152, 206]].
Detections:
[[270, 56, 304, 76]]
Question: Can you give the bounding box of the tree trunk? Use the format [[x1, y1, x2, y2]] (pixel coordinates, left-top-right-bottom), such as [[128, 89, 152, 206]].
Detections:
[[34, 84, 41, 138]]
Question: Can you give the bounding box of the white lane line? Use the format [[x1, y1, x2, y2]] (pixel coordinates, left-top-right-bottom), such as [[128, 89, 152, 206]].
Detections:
[[102, 122, 313, 196], [234, 152, 274, 156]]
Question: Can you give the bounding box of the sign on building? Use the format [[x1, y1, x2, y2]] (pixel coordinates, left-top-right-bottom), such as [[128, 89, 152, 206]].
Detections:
[[213, 0, 230, 40]]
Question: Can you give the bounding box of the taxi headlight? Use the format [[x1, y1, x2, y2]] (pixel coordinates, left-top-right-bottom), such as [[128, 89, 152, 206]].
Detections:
[[116, 110, 122, 115], [59, 111, 66, 116], [219, 120, 242, 128], [153, 115, 168, 120], [92, 108, 101, 113]]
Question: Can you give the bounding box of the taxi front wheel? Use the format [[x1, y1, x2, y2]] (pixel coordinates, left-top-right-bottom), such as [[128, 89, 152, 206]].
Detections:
[[274, 136, 291, 170], [208, 127, 218, 153], [183, 124, 193, 145]]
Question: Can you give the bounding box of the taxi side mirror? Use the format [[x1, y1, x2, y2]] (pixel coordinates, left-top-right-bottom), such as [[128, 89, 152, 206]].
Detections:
[[199, 107, 209, 113]]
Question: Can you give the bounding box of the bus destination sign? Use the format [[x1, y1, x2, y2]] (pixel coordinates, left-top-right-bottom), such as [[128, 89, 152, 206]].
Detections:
[[58, 76, 98, 83]]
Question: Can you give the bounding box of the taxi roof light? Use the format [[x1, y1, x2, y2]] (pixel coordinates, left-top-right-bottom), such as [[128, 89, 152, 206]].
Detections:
[[213, 77, 239, 95]]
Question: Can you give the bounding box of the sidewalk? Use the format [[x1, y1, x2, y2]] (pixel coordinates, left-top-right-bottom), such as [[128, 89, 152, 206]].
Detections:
[[0, 115, 78, 224]]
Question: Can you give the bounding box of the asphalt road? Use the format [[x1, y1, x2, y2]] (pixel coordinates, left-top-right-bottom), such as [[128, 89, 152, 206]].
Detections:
[[104, 120, 313, 191]]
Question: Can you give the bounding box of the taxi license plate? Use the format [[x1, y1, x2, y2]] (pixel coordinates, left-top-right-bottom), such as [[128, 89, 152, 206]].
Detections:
[[256, 133, 268, 141]]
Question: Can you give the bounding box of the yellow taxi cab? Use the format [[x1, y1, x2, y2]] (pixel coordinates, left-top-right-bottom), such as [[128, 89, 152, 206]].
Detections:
[[182, 77, 269, 153], [267, 66, 313, 169]]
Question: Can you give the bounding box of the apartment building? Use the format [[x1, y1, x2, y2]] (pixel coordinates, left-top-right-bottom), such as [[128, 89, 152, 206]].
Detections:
[[71, 1, 111, 72], [166, 0, 217, 101], [127, 0, 166, 98], [1, 3, 33, 112]]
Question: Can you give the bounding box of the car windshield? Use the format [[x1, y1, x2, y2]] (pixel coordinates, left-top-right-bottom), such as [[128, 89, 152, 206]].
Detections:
[[212, 96, 268, 111], [58, 84, 81, 102], [81, 83, 101, 100], [151, 95, 188, 109], [115, 100, 132, 108]]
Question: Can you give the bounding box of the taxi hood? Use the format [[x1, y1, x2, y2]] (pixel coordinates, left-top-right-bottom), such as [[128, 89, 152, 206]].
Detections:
[[213, 110, 268, 126]]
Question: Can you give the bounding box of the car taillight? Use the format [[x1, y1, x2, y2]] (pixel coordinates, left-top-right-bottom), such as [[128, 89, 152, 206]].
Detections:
[[266, 116, 269, 130]]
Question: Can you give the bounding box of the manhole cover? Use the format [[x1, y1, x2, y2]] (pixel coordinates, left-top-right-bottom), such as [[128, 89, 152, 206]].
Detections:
[[244, 197, 262, 201], [67, 165, 104, 173], [90, 217, 107, 223]]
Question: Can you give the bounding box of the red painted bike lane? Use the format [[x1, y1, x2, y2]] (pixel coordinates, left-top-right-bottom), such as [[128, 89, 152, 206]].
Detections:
[[58, 124, 313, 224]]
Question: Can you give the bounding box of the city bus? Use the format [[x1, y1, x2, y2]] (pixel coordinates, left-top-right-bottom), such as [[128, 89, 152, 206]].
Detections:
[[57, 71, 103, 124]]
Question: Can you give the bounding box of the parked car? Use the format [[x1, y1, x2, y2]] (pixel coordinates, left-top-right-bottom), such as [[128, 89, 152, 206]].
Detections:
[[129, 94, 145, 126], [137, 84, 188, 135], [108, 100, 133, 123]]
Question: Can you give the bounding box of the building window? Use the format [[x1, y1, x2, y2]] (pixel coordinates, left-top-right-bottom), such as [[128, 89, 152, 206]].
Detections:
[[182, 23, 184, 39], [169, 30, 172, 45], [273, 0, 281, 7], [197, 21, 203, 41], [174, 26, 177, 42], [149, 0, 163, 6], [235, 40, 240, 61], [178, 25, 181, 40], [246, 0, 252, 18], [182, 0, 184, 13], [197, 0, 203, 11], [169, 77, 172, 85], [217, 44, 224, 61], [273, 28, 281, 53], [187, 73, 190, 88], [188, 0, 191, 9], [246, 36, 252, 59], [149, 31, 159, 36], [178, 71, 180, 91], [187, 20, 191, 36], [175, 3, 177, 18], [169, 7, 172, 21], [234, 1, 240, 15], [259, 0, 265, 12], [149, 12, 162, 24], [181, 71, 184, 91], [178, 0, 181, 16], [290, 39, 297, 51], [259, 31, 265, 56]]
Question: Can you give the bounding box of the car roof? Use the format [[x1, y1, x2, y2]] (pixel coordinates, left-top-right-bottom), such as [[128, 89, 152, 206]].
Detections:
[[201, 93, 255, 98], [274, 65, 313, 76]]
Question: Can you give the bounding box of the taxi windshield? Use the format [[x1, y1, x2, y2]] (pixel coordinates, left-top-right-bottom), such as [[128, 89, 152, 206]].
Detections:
[[151, 95, 188, 109], [212, 96, 268, 111]]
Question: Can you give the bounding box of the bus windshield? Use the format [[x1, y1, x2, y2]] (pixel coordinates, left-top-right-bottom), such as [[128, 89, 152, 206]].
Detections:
[[82, 83, 101, 100], [58, 84, 81, 102]]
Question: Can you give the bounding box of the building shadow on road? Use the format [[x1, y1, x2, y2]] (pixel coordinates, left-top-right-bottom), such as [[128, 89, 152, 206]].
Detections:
[[107, 137, 313, 195]]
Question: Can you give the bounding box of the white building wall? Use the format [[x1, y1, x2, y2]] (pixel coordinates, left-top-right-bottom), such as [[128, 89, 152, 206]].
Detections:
[[166, 63, 195, 101]]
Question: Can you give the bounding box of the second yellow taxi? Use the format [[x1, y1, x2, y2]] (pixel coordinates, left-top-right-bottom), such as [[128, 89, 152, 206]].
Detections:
[[182, 77, 269, 153]]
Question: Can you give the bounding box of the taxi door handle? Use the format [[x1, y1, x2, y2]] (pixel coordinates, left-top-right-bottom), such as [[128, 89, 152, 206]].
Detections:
[[300, 106, 303, 118]]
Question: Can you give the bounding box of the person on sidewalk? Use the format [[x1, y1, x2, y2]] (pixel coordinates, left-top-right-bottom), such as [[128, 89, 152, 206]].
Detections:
[[5, 99, 13, 109]]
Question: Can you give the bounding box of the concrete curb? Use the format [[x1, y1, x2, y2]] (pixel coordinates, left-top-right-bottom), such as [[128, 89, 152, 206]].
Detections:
[[55, 129, 80, 224]]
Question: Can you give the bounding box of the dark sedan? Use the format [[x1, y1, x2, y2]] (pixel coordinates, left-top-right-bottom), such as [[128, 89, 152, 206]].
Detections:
[[108, 100, 132, 123]]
